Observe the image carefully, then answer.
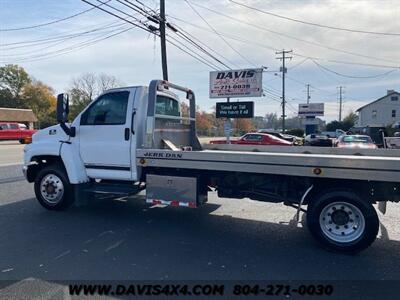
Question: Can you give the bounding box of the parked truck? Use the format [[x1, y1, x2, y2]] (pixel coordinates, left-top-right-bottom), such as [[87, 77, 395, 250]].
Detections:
[[321, 129, 346, 139], [23, 80, 400, 253]]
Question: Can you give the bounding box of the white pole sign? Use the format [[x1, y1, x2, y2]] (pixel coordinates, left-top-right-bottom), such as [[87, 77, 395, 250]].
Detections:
[[209, 68, 263, 98], [298, 103, 325, 117]]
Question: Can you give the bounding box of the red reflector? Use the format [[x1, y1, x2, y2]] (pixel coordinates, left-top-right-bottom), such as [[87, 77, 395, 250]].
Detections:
[[188, 202, 197, 208], [170, 201, 179, 206]]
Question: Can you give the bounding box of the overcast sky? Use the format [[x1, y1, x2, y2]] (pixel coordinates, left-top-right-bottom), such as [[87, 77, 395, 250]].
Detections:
[[1, 0, 399, 121]]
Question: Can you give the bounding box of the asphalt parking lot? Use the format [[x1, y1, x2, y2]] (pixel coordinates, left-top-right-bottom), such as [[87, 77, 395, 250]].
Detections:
[[0, 141, 400, 297]]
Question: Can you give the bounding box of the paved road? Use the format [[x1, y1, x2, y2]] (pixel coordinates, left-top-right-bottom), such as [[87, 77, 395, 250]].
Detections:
[[0, 141, 24, 166], [1, 164, 400, 281], [0, 142, 399, 298]]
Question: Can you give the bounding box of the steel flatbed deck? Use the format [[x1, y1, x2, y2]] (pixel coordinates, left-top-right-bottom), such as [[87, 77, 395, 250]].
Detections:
[[137, 148, 400, 183]]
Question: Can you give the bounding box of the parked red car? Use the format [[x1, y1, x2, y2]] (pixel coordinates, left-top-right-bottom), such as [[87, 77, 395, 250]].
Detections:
[[210, 133, 293, 146], [0, 122, 37, 144]]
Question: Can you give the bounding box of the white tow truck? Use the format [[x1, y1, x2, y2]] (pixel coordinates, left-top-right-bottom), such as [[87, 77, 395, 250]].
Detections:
[[23, 80, 400, 253]]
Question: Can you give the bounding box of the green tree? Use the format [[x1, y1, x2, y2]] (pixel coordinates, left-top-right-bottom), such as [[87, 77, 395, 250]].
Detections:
[[342, 111, 357, 129], [326, 112, 358, 132], [0, 64, 31, 108]]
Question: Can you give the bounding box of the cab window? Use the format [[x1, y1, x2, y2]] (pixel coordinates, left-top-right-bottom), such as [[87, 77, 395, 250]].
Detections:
[[81, 91, 129, 125], [9, 124, 18, 129], [156, 95, 180, 117]]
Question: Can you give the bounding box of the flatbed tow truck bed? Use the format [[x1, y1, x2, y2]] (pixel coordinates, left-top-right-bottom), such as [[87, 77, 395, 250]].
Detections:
[[137, 148, 400, 183]]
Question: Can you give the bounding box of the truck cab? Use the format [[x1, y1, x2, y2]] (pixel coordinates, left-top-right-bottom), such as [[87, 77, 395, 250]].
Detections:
[[23, 80, 198, 209]]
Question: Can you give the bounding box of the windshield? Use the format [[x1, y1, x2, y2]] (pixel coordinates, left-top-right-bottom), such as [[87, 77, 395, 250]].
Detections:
[[155, 95, 180, 117], [342, 136, 372, 143]]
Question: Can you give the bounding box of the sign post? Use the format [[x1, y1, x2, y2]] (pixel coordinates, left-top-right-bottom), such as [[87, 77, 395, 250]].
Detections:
[[226, 97, 231, 144]]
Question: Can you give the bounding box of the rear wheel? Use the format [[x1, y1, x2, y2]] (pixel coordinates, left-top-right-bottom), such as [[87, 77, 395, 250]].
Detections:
[[307, 189, 379, 254], [34, 164, 75, 210], [19, 139, 25, 144]]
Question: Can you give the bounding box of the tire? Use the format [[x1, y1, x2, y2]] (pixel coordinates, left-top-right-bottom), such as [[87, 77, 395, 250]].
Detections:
[[307, 189, 379, 254], [19, 139, 25, 144], [34, 163, 75, 211]]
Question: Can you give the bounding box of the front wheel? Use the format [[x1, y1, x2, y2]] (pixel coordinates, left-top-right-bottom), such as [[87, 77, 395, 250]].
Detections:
[[307, 189, 379, 254], [34, 164, 75, 210]]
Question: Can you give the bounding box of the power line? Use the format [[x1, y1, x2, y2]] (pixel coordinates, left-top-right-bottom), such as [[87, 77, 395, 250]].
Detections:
[[174, 29, 232, 69], [81, 0, 153, 34], [1, 26, 134, 63], [187, 2, 400, 67], [166, 34, 221, 70], [117, 0, 154, 18], [0, 0, 112, 32], [0, 23, 127, 58], [0, 21, 124, 49], [289, 58, 309, 70], [176, 27, 236, 68], [311, 59, 399, 79], [229, 0, 400, 36], [81, 0, 223, 71], [184, 0, 256, 67]]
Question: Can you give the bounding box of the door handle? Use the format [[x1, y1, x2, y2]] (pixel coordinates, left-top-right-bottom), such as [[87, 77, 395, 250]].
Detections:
[[131, 110, 136, 135], [124, 128, 130, 141]]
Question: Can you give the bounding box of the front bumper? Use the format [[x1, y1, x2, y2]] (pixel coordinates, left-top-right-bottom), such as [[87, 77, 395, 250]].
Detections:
[[22, 165, 28, 180]]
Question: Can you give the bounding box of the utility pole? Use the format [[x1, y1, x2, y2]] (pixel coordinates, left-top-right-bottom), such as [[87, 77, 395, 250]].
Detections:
[[276, 49, 292, 132], [160, 0, 168, 81], [306, 84, 311, 104], [338, 86, 344, 121]]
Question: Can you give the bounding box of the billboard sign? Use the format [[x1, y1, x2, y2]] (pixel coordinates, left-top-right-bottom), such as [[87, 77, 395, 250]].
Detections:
[[209, 68, 263, 98], [216, 101, 254, 118], [298, 103, 324, 117]]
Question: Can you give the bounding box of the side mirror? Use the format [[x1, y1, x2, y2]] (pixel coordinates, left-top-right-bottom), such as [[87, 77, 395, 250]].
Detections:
[[56, 93, 75, 137], [57, 93, 69, 123]]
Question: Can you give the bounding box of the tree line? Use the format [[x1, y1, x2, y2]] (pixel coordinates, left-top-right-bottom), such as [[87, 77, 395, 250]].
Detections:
[[0, 64, 121, 128]]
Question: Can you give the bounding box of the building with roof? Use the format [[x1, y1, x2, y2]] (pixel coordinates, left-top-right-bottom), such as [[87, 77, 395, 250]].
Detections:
[[356, 90, 400, 127], [0, 107, 38, 129]]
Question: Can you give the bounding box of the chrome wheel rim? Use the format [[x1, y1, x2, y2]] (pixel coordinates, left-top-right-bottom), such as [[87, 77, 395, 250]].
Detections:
[[319, 201, 365, 243], [40, 174, 64, 205]]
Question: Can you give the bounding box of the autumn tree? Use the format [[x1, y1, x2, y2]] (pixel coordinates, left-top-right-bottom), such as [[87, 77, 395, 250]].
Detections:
[[233, 118, 254, 135], [196, 110, 213, 136], [22, 81, 57, 128]]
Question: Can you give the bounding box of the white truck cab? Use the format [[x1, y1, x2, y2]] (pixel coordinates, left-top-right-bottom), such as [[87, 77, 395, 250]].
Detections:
[[23, 80, 198, 208]]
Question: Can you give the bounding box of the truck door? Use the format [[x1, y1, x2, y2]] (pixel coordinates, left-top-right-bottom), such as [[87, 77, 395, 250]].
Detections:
[[78, 90, 134, 180]]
